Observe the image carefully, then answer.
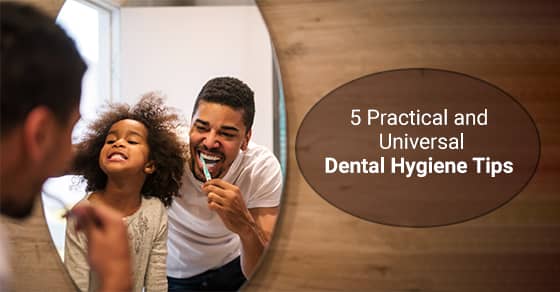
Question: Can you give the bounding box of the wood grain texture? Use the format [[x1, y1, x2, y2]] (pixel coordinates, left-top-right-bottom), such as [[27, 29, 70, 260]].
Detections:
[[249, 1, 560, 291], [3, 0, 560, 291]]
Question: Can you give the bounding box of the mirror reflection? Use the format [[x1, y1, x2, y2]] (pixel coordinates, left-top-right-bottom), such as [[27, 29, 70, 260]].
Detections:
[[42, 0, 286, 291]]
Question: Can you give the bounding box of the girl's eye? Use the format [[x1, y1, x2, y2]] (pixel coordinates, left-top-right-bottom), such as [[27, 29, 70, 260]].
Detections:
[[106, 140, 115, 144], [128, 140, 139, 145]]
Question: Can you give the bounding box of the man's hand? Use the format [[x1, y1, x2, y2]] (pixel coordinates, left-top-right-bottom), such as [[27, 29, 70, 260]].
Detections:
[[72, 202, 132, 292], [202, 179, 279, 277], [202, 179, 257, 235]]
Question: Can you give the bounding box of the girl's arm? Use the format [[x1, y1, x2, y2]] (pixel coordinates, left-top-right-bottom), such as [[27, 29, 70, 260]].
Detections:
[[144, 205, 168, 292], [64, 215, 90, 292]]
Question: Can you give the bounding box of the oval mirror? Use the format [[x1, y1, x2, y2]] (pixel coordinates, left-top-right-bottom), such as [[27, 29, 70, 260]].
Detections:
[[41, 0, 286, 291]]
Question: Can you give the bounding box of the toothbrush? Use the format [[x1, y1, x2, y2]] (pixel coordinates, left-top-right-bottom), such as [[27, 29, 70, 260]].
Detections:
[[199, 153, 212, 182], [43, 190, 102, 227]]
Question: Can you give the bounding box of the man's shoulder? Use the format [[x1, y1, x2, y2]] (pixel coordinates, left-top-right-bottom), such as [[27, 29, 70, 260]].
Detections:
[[235, 142, 282, 185], [236, 142, 283, 207], [242, 142, 279, 166]]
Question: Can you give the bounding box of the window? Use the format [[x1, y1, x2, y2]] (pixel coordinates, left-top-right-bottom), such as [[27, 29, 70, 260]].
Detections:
[[42, 0, 118, 259]]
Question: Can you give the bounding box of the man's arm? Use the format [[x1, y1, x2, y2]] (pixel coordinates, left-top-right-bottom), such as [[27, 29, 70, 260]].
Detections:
[[203, 180, 279, 277], [239, 206, 278, 277]]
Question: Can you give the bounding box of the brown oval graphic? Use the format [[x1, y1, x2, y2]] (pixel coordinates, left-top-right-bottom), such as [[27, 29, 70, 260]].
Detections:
[[296, 68, 540, 227]]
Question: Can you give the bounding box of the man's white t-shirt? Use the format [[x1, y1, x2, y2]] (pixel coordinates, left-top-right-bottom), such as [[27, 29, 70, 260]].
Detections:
[[167, 142, 283, 278]]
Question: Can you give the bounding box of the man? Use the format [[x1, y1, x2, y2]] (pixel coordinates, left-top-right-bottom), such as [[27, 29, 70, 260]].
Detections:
[[167, 77, 283, 291], [0, 2, 131, 291]]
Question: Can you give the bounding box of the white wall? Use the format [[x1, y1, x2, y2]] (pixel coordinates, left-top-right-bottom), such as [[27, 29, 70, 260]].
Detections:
[[119, 6, 273, 151]]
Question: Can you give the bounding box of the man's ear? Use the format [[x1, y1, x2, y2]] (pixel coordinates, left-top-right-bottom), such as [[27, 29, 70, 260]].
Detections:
[[22, 106, 57, 163], [144, 161, 156, 174], [241, 129, 252, 151]]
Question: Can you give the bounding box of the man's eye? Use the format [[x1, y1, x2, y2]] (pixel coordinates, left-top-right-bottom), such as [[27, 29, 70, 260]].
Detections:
[[221, 132, 235, 138], [196, 125, 209, 131]]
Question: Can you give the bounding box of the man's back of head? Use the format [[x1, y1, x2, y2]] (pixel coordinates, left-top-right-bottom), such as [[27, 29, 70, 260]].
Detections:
[[1, 1, 87, 135], [0, 2, 87, 218]]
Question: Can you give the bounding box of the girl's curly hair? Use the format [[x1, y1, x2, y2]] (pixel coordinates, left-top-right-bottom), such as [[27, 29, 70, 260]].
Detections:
[[73, 93, 187, 207]]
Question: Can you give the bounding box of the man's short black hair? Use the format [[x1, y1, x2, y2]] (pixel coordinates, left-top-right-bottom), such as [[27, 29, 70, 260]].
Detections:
[[1, 2, 87, 135], [192, 77, 255, 131]]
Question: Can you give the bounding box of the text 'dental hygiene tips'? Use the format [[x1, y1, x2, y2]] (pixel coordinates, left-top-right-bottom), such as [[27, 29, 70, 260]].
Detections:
[[296, 68, 540, 227]]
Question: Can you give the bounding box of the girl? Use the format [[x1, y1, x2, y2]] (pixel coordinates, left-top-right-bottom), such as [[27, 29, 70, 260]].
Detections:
[[65, 93, 187, 292]]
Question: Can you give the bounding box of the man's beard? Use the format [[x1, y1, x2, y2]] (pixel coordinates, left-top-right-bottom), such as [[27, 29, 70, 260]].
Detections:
[[0, 179, 41, 219], [0, 192, 37, 219], [190, 157, 223, 182], [191, 146, 225, 182]]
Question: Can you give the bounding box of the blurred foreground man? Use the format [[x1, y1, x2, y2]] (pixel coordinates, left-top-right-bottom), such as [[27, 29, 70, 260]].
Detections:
[[1, 2, 132, 291]]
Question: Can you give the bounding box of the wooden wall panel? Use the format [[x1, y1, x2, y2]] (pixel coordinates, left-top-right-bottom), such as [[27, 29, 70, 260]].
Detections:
[[2, 0, 559, 291], [249, 1, 560, 291]]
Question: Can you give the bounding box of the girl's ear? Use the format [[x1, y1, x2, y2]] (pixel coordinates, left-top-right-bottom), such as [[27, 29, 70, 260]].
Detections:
[[144, 161, 156, 174]]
